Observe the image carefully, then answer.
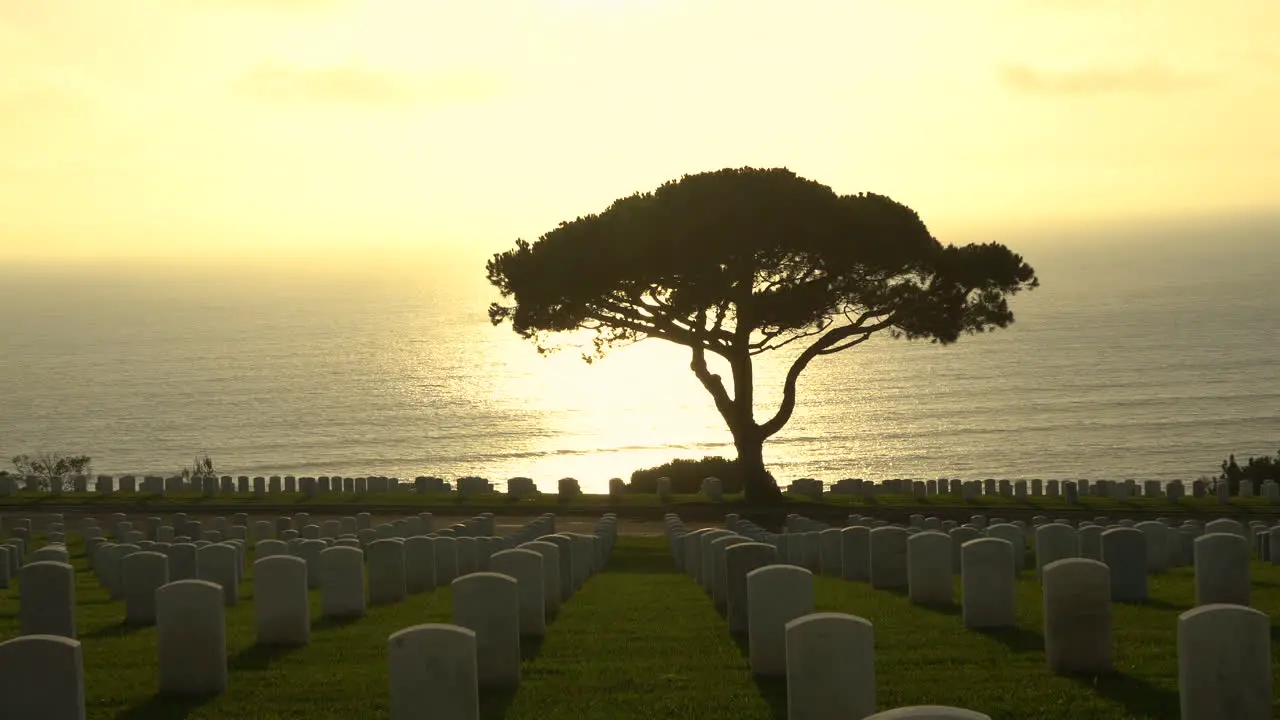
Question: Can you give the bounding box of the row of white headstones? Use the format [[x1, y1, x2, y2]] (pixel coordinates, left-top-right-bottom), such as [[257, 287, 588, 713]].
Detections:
[[665, 511, 1276, 720], [0, 512, 620, 720], [1, 509, 471, 550]]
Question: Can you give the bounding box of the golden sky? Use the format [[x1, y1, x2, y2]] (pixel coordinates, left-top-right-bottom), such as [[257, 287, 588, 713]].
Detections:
[[2, 0, 1277, 268]]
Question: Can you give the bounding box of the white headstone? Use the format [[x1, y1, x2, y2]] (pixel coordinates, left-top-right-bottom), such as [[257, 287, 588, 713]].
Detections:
[[123, 551, 169, 626], [368, 539, 408, 606], [785, 613, 875, 720], [961, 538, 1016, 629], [156, 580, 227, 695], [1134, 521, 1170, 574], [869, 527, 909, 590], [725, 542, 778, 635], [818, 528, 843, 576], [1034, 523, 1079, 581], [451, 573, 521, 689], [195, 543, 239, 606], [985, 524, 1025, 576], [20, 561, 76, 638], [434, 536, 460, 586], [1100, 528, 1147, 603], [517, 541, 562, 619], [404, 536, 437, 594], [907, 531, 952, 605], [1042, 559, 1111, 673], [489, 549, 546, 637], [254, 555, 309, 646], [537, 535, 575, 601], [0, 635, 86, 720], [320, 546, 367, 618], [255, 539, 288, 558], [840, 526, 870, 581], [388, 624, 479, 720], [1178, 604, 1271, 719], [1193, 533, 1250, 607], [746, 564, 813, 677]]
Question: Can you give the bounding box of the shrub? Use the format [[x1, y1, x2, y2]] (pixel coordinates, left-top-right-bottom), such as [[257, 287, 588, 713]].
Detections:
[[10, 452, 92, 492], [1218, 450, 1280, 496], [629, 456, 743, 494]]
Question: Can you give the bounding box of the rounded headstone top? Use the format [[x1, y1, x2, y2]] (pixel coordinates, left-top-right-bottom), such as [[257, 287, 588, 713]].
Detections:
[[1179, 603, 1269, 623], [388, 623, 475, 645], [256, 552, 304, 565], [1042, 557, 1108, 575], [491, 548, 540, 561], [746, 563, 812, 580], [0, 633, 82, 652], [864, 706, 993, 720], [784, 611, 872, 632], [451, 571, 517, 588]]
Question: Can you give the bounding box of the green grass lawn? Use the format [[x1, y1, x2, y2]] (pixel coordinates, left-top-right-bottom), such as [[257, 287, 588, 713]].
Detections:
[[2, 536, 1279, 719], [3, 490, 1280, 519]]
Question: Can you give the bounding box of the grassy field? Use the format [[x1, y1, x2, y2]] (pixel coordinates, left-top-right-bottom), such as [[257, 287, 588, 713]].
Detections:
[[3, 490, 1280, 523], [2, 536, 1279, 719]]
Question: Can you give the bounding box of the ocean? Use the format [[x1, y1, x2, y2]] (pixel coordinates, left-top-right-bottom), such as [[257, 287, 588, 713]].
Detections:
[[2, 216, 1277, 494]]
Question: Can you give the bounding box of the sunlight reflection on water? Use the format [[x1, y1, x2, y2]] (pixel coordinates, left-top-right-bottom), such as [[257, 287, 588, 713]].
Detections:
[[1, 235, 1277, 493]]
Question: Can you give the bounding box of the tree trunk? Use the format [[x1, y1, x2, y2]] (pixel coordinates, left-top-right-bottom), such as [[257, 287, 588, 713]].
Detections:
[[736, 433, 784, 505]]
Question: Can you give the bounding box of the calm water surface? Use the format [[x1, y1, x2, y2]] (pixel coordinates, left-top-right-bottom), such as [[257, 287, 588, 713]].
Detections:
[[2, 223, 1277, 493]]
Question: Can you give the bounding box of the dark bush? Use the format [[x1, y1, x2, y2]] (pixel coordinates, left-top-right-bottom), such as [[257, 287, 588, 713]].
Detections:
[[629, 456, 744, 494], [1219, 450, 1280, 496]]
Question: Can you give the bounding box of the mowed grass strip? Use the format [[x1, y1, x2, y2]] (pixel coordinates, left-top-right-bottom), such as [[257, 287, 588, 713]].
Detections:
[[499, 537, 774, 720], [0, 537, 776, 720]]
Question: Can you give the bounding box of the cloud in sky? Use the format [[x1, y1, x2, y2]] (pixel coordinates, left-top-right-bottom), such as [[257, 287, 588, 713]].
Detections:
[[997, 63, 1205, 95], [235, 63, 500, 108]]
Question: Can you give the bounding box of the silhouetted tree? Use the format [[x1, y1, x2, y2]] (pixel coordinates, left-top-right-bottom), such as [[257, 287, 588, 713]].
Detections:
[[487, 168, 1038, 504], [11, 452, 92, 492], [180, 454, 217, 488]]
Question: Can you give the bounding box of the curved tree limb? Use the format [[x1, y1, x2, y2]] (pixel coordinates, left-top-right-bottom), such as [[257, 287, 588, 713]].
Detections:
[[690, 344, 738, 428], [758, 315, 897, 439]]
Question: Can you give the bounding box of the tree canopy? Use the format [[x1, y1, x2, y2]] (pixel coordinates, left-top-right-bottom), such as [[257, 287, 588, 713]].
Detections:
[[487, 167, 1038, 503]]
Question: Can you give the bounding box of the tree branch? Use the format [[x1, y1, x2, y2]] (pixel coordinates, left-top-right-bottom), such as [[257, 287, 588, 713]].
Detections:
[[748, 317, 834, 355], [758, 315, 897, 438], [690, 344, 737, 428], [816, 333, 870, 355]]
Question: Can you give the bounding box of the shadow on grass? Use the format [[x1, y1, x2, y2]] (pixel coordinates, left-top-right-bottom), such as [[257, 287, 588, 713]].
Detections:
[[911, 599, 962, 617], [115, 693, 217, 720], [1071, 671, 1180, 718], [82, 621, 153, 639], [520, 635, 546, 663], [479, 686, 519, 720], [228, 642, 302, 671], [1139, 597, 1187, 612], [973, 626, 1044, 653], [311, 615, 363, 632], [607, 548, 682, 575], [731, 633, 787, 720]]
